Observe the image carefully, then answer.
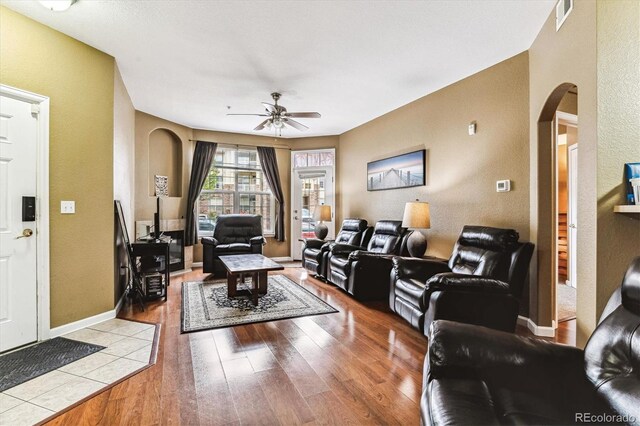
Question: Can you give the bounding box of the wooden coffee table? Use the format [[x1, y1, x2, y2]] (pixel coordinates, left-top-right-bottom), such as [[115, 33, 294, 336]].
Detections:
[[218, 254, 284, 305]]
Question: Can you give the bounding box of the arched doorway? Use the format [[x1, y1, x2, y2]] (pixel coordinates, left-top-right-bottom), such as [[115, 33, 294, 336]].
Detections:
[[535, 82, 578, 339]]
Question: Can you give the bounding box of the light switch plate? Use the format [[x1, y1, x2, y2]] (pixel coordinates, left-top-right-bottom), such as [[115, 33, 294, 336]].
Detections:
[[468, 121, 477, 135], [61, 200, 75, 214], [496, 180, 511, 192]]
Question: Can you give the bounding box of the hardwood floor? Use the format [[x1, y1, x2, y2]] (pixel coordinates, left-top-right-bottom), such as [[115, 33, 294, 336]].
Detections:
[[46, 267, 575, 425]]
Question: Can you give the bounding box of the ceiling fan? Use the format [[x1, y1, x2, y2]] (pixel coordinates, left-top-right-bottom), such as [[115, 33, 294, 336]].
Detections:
[[227, 92, 321, 134]]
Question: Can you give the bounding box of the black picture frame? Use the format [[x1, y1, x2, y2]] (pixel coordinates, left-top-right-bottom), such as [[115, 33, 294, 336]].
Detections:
[[367, 149, 426, 191]]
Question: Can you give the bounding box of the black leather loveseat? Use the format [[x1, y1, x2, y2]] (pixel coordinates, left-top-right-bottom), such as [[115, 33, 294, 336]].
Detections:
[[421, 257, 640, 425], [327, 220, 410, 301], [390, 225, 534, 333], [201, 214, 265, 277], [301, 218, 370, 280]]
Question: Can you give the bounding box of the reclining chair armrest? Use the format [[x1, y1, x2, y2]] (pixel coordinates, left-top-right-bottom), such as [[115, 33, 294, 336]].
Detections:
[[302, 238, 326, 250], [348, 251, 396, 262], [392, 256, 451, 281], [201, 237, 219, 246], [330, 243, 366, 255], [348, 251, 396, 300], [250, 236, 266, 245], [425, 273, 511, 294], [428, 320, 584, 374]]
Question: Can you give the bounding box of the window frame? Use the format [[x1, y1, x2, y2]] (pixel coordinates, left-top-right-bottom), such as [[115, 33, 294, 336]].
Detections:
[[198, 144, 276, 237]]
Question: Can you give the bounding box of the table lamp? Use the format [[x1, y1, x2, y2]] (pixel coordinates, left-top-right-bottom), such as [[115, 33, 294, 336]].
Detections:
[[314, 204, 332, 240], [402, 200, 431, 258]]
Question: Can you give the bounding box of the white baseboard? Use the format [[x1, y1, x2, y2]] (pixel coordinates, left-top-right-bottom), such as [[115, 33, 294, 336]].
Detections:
[[517, 315, 529, 327], [50, 308, 118, 338], [192, 261, 203, 267], [50, 293, 126, 338], [271, 257, 294, 262], [518, 315, 556, 337], [114, 293, 126, 315]]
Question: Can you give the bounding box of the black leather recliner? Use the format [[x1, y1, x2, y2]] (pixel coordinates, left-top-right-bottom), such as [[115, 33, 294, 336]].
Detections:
[[201, 214, 265, 277], [422, 257, 640, 425], [389, 225, 534, 333], [301, 218, 369, 280], [327, 220, 409, 300]]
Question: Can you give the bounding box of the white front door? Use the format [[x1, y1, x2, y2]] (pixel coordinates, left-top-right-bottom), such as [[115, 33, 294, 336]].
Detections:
[[0, 94, 38, 352], [291, 165, 335, 260], [568, 143, 578, 289]]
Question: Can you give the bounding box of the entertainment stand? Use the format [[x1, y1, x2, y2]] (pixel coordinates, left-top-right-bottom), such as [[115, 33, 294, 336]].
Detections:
[[131, 239, 169, 302]]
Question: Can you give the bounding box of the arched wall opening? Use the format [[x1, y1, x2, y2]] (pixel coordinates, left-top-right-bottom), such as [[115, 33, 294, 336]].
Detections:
[[534, 82, 578, 333], [148, 128, 183, 197]]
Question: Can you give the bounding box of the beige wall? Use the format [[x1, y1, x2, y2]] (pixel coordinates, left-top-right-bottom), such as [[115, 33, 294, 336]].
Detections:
[[0, 7, 116, 327], [135, 111, 193, 222], [338, 53, 531, 264], [595, 0, 640, 328], [148, 129, 183, 197], [528, 0, 598, 344], [529, 0, 640, 347], [113, 63, 136, 304]]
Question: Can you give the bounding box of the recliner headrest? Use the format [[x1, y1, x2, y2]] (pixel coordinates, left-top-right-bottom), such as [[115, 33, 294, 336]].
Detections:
[[458, 225, 519, 251], [373, 220, 404, 236], [621, 257, 640, 315], [341, 218, 368, 232], [216, 214, 262, 227]]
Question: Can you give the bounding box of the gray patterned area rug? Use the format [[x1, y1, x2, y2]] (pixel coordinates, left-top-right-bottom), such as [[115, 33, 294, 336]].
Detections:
[[181, 274, 338, 333], [0, 337, 105, 392]]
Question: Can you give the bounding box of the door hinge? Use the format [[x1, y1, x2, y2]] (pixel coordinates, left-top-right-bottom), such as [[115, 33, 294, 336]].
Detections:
[[31, 104, 40, 115]]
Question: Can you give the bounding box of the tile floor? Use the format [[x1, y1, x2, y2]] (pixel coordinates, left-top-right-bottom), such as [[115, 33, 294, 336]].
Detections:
[[0, 318, 157, 426]]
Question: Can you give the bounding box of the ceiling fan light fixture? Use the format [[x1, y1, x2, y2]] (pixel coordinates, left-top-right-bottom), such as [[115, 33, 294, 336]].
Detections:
[[273, 117, 284, 129], [39, 0, 77, 11]]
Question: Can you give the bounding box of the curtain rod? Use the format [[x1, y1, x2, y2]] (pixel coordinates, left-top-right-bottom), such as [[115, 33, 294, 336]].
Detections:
[[189, 139, 291, 150]]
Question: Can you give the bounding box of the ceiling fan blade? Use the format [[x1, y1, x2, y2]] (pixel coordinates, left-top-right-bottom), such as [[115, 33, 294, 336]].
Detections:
[[262, 102, 276, 113], [283, 118, 308, 131], [254, 119, 270, 131], [284, 112, 321, 118], [227, 113, 270, 116]]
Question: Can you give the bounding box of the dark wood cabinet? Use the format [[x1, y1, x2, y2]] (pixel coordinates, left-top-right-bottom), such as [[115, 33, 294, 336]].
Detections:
[[131, 240, 169, 301]]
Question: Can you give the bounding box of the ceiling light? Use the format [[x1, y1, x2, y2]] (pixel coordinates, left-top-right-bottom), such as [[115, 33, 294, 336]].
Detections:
[[39, 0, 77, 12], [273, 118, 284, 129]]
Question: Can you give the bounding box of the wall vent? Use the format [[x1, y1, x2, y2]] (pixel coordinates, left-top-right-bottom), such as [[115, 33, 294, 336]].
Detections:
[[555, 0, 573, 31]]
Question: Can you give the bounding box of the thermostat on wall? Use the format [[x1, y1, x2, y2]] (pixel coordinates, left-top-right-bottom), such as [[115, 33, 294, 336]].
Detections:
[[496, 180, 511, 192]]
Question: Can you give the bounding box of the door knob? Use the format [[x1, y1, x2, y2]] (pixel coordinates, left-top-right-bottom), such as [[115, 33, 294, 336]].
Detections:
[[16, 228, 33, 239]]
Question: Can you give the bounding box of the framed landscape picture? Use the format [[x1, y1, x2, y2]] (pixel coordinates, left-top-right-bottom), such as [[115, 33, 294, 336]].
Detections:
[[367, 149, 426, 191]]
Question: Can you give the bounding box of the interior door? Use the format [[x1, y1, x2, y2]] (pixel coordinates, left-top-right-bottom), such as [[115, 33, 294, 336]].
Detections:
[[0, 94, 38, 352], [291, 167, 334, 260], [568, 143, 578, 289]]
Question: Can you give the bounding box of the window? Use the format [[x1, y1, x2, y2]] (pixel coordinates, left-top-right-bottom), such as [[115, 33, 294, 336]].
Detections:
[[198, 145, 274, 235]]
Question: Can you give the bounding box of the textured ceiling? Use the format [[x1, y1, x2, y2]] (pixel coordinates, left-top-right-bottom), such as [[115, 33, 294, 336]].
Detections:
[[2, 0, 554, 137]]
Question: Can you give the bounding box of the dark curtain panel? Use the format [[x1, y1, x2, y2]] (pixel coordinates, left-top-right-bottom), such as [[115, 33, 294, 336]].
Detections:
[[185, 141, 217, 246], [257, 146, 286, 241]]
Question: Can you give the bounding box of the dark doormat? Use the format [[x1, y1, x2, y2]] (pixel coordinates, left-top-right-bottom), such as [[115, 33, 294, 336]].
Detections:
[[0, 337, 105, 392]]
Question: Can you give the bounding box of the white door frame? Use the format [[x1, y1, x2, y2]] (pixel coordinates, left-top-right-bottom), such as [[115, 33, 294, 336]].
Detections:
[[1, 84, 51, 342], [553, 110, 577, 326], [290, 149, 336, 259], [567, 142, 578, 289]]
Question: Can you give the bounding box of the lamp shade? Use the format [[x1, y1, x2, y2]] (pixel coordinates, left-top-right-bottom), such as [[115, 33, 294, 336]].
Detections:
[[318, 204, 332, 222], [402, 201, 430, 229]]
